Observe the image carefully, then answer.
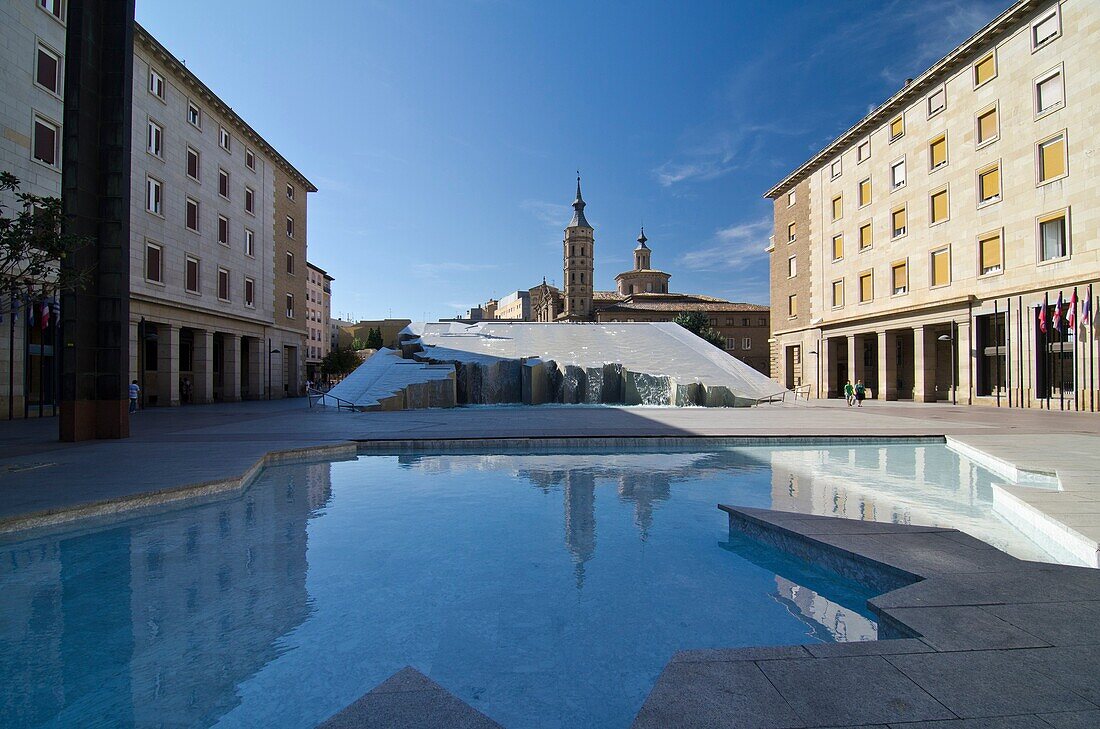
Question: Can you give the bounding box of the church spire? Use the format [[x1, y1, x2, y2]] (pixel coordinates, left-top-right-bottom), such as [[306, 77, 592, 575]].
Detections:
[[636, 227, 648, 249], [569, 173, 591, 229]]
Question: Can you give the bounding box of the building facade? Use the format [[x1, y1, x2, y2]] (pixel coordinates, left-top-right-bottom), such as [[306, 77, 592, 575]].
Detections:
[[0, 0, 68, 418], [767, 0, 1098, 408], [305, 262, 333, 382], [562, 177, 594, 320], [129, 26, 315, 406], [495, 290, 531, 320]]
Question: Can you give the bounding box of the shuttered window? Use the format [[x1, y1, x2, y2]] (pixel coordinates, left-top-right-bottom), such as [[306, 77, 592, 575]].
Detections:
[[891, 159, 906, 189], [1038, 212, 1068, 262], [788, 294, 798, 317], [891, 262, 908, 295], [928, 87, 946, 116], [832, 280, 844, 307], [857, 140, 870, 163], [832, 195, 843, 220], [858, 178, 872, 206], [979, 166, 1000, 203], [1038, 135, 1066, 182], [1036, 72, 1064, 113], [979, 233, 1002, 275], [931, 248, 950, 287], [832, 234, 844, 261], [787, 222, 796, 242], [1032, 9, 1060, 48], [889, 116, 904, 140], [859, 272, 873, 303], [930, 190, 948, 224], [859, 223, 872, 250], [977, 109, 998, 144], [930, 135, 947, 169], [891, 208, 906, 238], [974, 54, 996, 86]]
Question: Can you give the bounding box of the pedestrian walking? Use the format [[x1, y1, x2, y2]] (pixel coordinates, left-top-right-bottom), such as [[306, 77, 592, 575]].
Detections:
[[854, 380, 866, 408], [129, 380, 140, 414], [843, 380, 854, 406]]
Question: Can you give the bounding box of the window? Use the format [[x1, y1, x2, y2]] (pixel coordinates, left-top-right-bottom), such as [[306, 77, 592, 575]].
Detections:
[[858, 177, 871, 207], [930, 189, 948, 225], [287, 183, 296, 201], [832, 279, 844, 308], [1032, 6, 1061, 50], [217, 267, 230, 301], [148, 68, 164, 99], [890, 158, 906, 189], [832, 234, 844, 261], [979, 231, 1002, 275], [859, 271, 873, 303], [244, 187, 255, 214], [218, 215, 229, 245], [889, 115, 904, 141], [978, 164, 1001, 205], [927, 86, 946, 117], [787, 294, 798, 318], [930, 248, 950, 287], [286, 216, 295, 238], [32, 115, 59, 167], [219, 126, 231, 151], [787, 222, 796, 242], [974, 53, 996, 87], [244, 228, 255, 257], [891, 261, 908, 295], [831, 195, 842, 221], [929, 135, 947, 170], [1036, 69, 1064, 115], [187, 101, 201, 128], [859, 223, 872, 251], [787, 256, 797, 278], [742, 338, 751, 350], [246, 149, 256, 170], [1038, 211, 1068, 262], [185, 256, 200, 293], [244, 277, 255, 307], [147, 119, 163, 157], [286, 251, 295, 274], [891, 207, 907, 238], [786, 190, 796, 207], [973, 108, 998, 148], [286, 294, 295, 319], [185, 198, 199, 232], [857, 140, 870, 163], [218, 169, 229, 198], [145, 242, 162, 283], [726, 338, 736, 351], [186, 147, 200, 180], [830, 159, 842, 179], [145, 176, 162, 215], [38, 0, 64, 20], [36, 44, 61, 94], [758, 317, 766, 326], [1037, 133, 1067, 184]]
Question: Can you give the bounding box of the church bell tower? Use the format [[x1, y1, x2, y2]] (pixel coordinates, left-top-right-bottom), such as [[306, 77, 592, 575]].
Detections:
[[563, 175, 594, 320]]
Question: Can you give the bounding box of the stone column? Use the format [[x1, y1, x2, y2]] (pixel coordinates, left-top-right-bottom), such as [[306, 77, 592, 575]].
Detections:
[[223, 335, 241, 402], [192, 330, 214, 404], [247, 338, 263, 400], [156, 323, 179, 407], [878, 331, 898, 400], [129, 320, 139, 387], [822, 337, 838, 398], [957, 320, 973, 405], [912, 326, 936, 402], [847, 334, 858, 386]]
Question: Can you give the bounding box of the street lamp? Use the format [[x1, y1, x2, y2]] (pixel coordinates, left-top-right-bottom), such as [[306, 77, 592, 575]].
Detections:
[[808, 348, 820, 399], [267, 339, 281, 400], [937, 322, 957, 405]]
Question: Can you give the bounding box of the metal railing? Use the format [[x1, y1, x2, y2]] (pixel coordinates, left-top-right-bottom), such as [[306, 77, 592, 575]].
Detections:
[[307, 386, 357, 411]]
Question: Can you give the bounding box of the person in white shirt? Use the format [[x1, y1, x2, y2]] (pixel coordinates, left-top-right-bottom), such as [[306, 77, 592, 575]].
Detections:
[[129, 380, 140, 414]]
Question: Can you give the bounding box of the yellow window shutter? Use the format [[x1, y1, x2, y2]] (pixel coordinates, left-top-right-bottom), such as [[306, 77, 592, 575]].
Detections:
[[833, 280, 843, 306], [833, 234, 843, 259], [980, 234, 1002, 269], [1040, 137, 1066, 180], [931, 137, 946, 167], [979, 110, 997, 142], [975, 55, 995, 85], [892, 263, 907, 290], [980, 168, 1000, 200], [932, 250, 949, 286], [860, 224, 872, 249], [860, 273, 873, 301], [833, 196, 842, 219], [890, 117, 904, 138], [931, 191, 947, 222]]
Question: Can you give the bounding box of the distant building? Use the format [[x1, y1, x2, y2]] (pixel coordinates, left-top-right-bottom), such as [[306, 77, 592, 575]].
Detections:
[[340, 319, 413, 349], [495, 291, 531, 320], [305, 263, 333, 381]]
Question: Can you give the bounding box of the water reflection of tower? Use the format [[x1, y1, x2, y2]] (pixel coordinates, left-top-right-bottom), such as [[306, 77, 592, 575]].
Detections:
[[562, 470, 596, 588], [616, 472, 672, 540]]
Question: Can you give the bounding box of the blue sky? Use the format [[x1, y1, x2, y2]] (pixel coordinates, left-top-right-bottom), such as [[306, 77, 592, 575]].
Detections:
[[137, 0, 1007, 321]]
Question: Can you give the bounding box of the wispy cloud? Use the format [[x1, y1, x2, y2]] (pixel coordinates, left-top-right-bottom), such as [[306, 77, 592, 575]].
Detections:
[[678, 217, 772, 271], [655, 124, 806, 188], [521, 199, 571, 227], [410, 262, 500, 279]]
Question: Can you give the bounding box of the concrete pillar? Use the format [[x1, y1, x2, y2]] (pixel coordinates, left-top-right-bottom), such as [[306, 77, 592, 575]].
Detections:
[[243, 338, 260, 400], [957, 320, 973, 405], [913, 326, 936, 403], [823, 337, 838, 398], [129, 320, 139, 387], [157, 323, 179, 407], [192, 330, 214, 404], [878, 331, 898, 400], [847, 334, 858, 387], [223, 335, 241, 402]]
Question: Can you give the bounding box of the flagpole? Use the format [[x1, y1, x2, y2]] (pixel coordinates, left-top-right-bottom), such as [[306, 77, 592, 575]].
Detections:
[[38, 297, 44, 419], [1018, 295, 1024, 407], [7, 294, 15, 421], [1006, 297, 1012, 408], [994, 299, 1001, 407], [1045, 293, 1051, 410], [1059, 295, 1064, 412], [1091, 284, 1095, 412], [1073, 287, 1079, 411]]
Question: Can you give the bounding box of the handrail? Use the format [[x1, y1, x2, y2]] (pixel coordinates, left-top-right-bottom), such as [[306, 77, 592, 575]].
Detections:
[[307, 386, 357, 411]]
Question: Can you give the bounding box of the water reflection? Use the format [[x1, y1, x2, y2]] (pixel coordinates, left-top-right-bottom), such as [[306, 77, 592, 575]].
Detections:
[[0, 463, 332, 728]]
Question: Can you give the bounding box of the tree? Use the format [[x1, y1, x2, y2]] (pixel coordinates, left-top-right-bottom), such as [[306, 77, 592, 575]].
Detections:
[[321, 347, 362, 377], [350, 337, 366, 350], [674, 311, 726, 350], [365, 327, 384, 349], [0, 172, 91, 313]]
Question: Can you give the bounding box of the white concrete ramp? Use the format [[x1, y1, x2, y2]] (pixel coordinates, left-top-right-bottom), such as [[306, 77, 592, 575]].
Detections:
[[323, 349, 456, 410]]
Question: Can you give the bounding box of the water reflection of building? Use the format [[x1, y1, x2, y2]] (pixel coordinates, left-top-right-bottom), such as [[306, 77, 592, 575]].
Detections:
[[562, 471, 596, 587], [773, 576, 876, 643], [0, 462, 333, 727], [615, 473, 672, 540]]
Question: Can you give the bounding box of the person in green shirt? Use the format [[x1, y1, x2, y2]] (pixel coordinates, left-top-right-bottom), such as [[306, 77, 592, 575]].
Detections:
[[843, 380, 854, 406], [854, 380, 867, 407]]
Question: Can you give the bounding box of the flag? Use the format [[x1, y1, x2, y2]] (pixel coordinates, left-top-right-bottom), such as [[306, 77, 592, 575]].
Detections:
[[1053, 291, 1064, 331], [1039, 298, 1048, 334], [1069, 289, 1078, 329], [1086, 285, 1094, 326], [40, 299, 50, 330], [9, 294, 19, 324], [27, 297, 35, 328]]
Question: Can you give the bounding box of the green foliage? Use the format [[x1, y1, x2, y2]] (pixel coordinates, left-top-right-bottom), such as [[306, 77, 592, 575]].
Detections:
[[0, 171, 92, 309], [350, 337, 366, 350], [365, 327, 384, 349], [674, 311, 726, 350], [321, 347, 362, 376]]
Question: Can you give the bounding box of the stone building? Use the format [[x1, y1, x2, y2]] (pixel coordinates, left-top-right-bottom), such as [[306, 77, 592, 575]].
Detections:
[[766, 0, 1098, 407], [495, 290, 531, 320], [305, 262, 333, 382]]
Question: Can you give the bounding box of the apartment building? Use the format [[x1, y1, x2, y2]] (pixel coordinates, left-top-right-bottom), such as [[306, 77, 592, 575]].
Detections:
[[130, 26, 315, 406], [305, 262, 333, 381], [0, 0, 68, 418], [767, 0, 1097, 407]]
